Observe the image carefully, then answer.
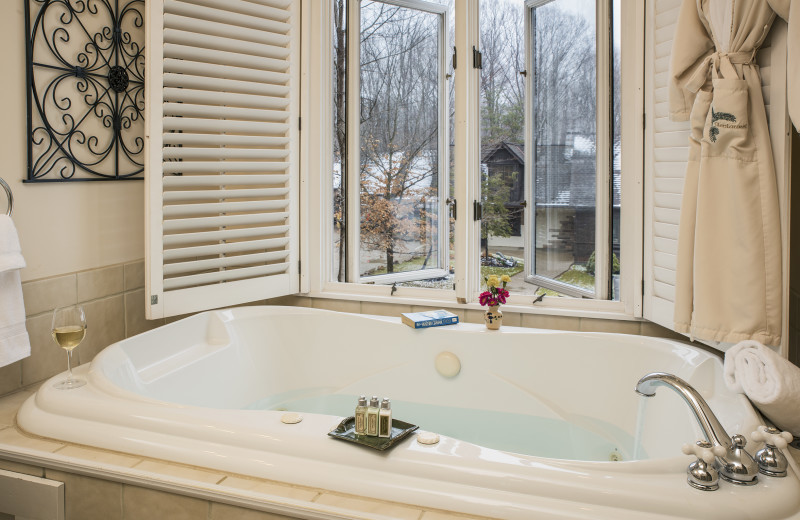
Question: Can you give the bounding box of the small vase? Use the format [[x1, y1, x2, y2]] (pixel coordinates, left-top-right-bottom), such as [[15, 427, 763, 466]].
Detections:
[[484, 305, 503, 330]]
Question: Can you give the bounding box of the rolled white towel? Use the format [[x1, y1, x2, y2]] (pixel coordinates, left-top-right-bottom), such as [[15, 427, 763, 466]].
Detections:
[[724, 340, 800, 437]]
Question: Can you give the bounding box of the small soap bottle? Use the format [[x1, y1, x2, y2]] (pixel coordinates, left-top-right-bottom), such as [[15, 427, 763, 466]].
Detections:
[[366, 396, 380, 436], [378, 398, 392, 438], [354, 396, 367, 435]]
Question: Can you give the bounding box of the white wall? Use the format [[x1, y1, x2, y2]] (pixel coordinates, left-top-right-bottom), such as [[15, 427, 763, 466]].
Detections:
[[0, 3, 145, 282]]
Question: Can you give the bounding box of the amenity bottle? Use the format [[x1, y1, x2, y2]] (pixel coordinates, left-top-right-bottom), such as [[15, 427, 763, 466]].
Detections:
[[354, 396, 367, 435], [367, 396, 379, 436], [378, 398, 392, 438]]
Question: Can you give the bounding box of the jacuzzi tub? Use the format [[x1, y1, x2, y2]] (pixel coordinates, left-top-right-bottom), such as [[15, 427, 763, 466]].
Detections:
[[18, 306, 800, 519]]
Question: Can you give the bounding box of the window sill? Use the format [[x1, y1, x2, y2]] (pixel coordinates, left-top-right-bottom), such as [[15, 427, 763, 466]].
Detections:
[[305, 285, 636, 322]]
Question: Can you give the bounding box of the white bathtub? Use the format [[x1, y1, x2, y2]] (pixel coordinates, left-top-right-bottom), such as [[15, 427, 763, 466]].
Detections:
[[18, 306, 800, 519]]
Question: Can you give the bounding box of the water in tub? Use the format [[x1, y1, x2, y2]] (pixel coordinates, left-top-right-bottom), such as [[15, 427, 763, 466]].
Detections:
[[245, 389, 645, 461]]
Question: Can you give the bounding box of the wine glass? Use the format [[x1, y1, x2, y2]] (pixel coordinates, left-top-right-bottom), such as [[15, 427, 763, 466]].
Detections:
[[51, 305, 87, 390]]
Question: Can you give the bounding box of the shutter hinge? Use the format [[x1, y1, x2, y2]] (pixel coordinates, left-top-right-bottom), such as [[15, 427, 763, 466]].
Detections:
[[298, 117, 302, 131], [150, 295, 158, 305], [642, 279, 645, 295], [452, 46, 457, 69], [473, 200, 482, 220], [472, 46, 482, 69], [298, 260, 301, 274], [642, 113, 646, 130]]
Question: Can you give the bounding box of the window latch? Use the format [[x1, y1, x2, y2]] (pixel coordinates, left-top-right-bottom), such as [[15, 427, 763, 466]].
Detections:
[[446, 197, 457, 220], [452, 46, 457, 70], [473, 46, 482, 69], [473, 200, 482, 221]]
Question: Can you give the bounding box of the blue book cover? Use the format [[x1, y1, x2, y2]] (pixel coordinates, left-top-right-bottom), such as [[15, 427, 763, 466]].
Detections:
[[401, 310, 459, 329]]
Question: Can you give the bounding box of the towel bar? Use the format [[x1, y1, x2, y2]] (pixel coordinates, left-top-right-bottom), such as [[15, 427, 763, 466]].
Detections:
[[0, 178, 11, 216]]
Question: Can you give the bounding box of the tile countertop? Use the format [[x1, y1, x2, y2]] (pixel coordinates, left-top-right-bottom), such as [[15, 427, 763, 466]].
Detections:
[[0, 386, 493, 520]]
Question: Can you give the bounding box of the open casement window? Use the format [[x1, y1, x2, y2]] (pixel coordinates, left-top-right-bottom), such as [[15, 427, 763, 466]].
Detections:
[[477, 0, 618, 302], [340, 0, 451, 287], [145, 0, 299, 318], [643, 0, 791, 349]]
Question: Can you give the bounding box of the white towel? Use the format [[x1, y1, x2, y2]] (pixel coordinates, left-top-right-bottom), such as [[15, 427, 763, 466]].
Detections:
[[724, 340, 800, 437], [0, 215, 29, 367]]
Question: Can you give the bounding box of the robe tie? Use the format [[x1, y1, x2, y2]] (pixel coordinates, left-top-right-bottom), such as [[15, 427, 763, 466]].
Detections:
[[685, 50, 759, 93]]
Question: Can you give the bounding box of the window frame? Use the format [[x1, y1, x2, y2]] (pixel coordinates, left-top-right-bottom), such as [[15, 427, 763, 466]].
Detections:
[[303, 0, 644, 319], [345, 0, 451, 286], [521, 0, 612, 301]]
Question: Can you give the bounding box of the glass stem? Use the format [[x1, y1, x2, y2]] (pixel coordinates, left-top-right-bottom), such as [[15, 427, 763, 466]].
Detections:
[[66, 350, 74, 383]]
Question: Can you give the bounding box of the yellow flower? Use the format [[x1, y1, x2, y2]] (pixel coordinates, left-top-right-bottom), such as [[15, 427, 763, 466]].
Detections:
[[487, 275, 499, 288], [501, 275, 511, 283]]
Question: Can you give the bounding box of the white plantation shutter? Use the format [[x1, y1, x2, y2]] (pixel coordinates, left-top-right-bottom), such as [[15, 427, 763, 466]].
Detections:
[[643, 0, 686, 330], [643, 0, 790, 344], [145, 0, 299, 318]]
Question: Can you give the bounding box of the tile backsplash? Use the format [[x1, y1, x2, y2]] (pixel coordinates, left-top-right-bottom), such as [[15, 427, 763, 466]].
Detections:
[[0, 260, 162, 396]]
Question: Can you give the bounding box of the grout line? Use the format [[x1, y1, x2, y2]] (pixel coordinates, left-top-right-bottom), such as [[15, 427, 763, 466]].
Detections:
[[25, 288, 142, 321], [123, 289, 129, 338]]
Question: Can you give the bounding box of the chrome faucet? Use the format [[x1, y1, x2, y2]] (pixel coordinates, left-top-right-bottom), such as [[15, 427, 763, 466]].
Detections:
[[635, 372, 759, 485]]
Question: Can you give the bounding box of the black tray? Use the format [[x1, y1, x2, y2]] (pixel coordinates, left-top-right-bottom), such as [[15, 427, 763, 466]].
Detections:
[[328, 416, 418, 451]]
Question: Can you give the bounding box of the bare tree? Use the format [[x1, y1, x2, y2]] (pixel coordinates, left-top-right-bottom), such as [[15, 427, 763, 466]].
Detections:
[[358, 2, 441, 274]]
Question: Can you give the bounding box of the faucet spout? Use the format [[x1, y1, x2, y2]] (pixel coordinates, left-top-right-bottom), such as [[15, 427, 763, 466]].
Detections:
[[635, 372, 758, 485], [635, 372, 730, 449]]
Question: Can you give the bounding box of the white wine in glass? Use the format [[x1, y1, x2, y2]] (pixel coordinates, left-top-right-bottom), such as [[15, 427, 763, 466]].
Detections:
[[51, 305, 87, 390]]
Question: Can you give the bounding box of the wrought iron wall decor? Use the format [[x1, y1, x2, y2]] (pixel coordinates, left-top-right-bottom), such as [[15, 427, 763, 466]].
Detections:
[[25, 0, 145, 182]]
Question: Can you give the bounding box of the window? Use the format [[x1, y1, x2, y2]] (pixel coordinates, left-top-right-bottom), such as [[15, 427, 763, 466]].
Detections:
[[478, 0, 620, 301], [315, 0, 636, 312], [332, 0, 454, 289]]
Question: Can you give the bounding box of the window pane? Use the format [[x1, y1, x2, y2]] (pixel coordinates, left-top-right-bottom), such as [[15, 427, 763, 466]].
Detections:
[[332, 0, 347, 282], [531, 0, 597, 297], [478, 1, 528, 294], [358, 1, 449, 287]]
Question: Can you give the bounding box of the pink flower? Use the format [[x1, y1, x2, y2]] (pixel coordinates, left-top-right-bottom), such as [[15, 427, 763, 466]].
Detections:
[[479, 291, 493, 306], [496, 288, 509, 304]]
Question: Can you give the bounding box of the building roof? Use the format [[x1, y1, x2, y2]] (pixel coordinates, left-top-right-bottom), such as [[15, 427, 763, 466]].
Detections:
[[482, 139, 621, 209]]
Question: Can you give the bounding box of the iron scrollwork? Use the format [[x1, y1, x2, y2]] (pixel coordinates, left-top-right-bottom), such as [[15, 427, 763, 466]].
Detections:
[[25, 0, 145, 182]]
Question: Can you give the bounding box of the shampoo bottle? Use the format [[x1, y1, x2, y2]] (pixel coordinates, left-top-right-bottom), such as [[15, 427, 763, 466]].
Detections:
[[378, 398, 392, 438], [366, 396, 380, 436], [354, 395, 367, 435]]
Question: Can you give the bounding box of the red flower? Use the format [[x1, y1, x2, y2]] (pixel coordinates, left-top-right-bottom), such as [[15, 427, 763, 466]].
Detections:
[[496, 288, 509, 304]]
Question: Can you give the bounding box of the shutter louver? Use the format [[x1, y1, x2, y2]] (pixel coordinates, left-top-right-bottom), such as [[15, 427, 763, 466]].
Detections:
[[644, 0, 686, 329], [644, 1, 787, 340], [146, 0, 298, 318]]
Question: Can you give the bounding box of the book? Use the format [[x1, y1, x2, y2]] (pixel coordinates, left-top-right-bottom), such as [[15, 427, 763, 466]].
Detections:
[[400, 310, 459, 329]]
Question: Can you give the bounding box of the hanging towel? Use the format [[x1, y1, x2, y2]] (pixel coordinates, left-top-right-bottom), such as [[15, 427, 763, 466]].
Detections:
[[0, 215, 30, 367], [724, 340, 800, 437]]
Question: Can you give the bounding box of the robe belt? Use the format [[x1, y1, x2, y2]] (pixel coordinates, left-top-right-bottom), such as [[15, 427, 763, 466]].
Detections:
[[685, 50, 758, 93]]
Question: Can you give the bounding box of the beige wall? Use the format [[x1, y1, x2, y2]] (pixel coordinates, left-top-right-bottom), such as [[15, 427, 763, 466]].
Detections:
[[0, 3, 145, 282]]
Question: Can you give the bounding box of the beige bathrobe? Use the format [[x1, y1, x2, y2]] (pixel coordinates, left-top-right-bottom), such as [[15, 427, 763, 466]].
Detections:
[[670, 0, 783, 346]]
